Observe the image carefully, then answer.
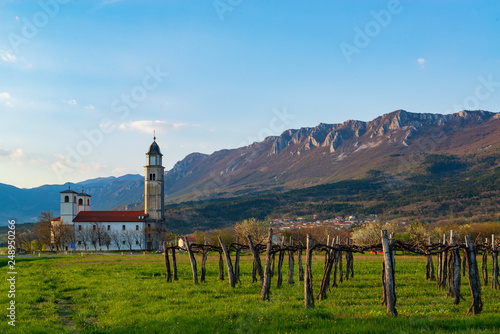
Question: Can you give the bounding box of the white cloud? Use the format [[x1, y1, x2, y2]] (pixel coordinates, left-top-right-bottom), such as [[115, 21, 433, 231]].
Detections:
[[63, 99, 77, 105], [0, 92, 11, 99], [118, 120, 187, 133], [10, 149, 27, 165], [417, 58, 426, 69], [0, 49, 17, 63], [85, 105, 95, 110]]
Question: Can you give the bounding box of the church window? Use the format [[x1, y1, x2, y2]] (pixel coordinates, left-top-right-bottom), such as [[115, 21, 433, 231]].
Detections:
[[65, 196, 69, 203], [107, 225, 110, 231], [87, 199, 90, 205], [122, 225, 126, 230], [136, 225, 139, 230], [78, 225, 82, 231], [122, 240, 126, 245], [152, 173, 156, 180], [78, 241, 81, 245], [79, 198, 83, 205], [149, 173, 152, 181], [93, 225, 96, 230], [74, 196, 76, 202], [136, 240, 139, 245], [148, 223, 151, 229]]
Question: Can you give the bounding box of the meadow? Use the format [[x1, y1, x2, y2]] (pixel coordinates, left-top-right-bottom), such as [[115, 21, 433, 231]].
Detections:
[[1, 253, 499, 333]]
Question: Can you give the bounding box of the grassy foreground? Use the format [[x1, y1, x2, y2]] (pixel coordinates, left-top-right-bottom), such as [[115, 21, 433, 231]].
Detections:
[[1, 253, 499, 333]]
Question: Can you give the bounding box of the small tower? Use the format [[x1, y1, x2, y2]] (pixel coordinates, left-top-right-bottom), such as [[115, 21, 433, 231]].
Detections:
[[77, 188, 91, 212], [60, 187, 78, 225], [144, 137, 165, 221]]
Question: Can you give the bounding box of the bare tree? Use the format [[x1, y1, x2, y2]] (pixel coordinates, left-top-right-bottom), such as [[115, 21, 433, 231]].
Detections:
[[75, 226, 91, 250], [35, 211, 54, 250], [234, 218, 268, 245], [110, 230, 122, 250], [123, 229, 135, 251], [134, 227, 145, 249]]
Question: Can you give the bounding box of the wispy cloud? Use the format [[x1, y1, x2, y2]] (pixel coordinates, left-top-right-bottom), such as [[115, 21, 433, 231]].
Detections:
[[117, 120, 188, 133], [417, 58, 426, 69], [0, 49, 17, 63], [85, 104, 95, 110], [63, 99, 77, 105], [0, 92, 11, 99]]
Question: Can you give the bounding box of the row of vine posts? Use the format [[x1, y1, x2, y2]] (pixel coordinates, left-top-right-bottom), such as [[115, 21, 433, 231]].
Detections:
[[162, 229, 499, 316]]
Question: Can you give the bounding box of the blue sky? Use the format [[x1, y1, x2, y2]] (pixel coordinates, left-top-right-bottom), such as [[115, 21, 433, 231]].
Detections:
[[1, 0, 499, 188]]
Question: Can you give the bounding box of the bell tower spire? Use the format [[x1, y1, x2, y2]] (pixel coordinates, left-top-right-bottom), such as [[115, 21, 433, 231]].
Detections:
[[144, 137, 165, 222]]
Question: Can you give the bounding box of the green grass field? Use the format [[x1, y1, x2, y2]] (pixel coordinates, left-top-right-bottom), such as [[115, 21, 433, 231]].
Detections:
[[1, 253, 499, 333]]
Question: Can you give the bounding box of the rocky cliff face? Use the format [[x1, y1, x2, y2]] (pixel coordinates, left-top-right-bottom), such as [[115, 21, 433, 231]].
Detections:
[[163, 109, 499, 202]]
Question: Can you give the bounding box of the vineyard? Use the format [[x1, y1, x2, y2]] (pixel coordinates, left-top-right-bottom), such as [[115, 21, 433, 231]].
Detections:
[[163, 229, 499, 317]]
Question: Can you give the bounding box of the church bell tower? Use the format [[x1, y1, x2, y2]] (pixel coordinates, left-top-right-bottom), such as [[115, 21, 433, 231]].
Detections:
[[144, 137, 165, 221]]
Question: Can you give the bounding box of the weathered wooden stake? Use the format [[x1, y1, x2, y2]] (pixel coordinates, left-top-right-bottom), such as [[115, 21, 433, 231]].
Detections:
[[426, 237, 436, 281], [185, 237, 198, 285], [332, 236, 339, 288], [338, 235, 343, 283], [298, 241, 304, 282], [219, 236, 235, 288], [163, 241, 172, 283], [218, 251, 224, 280], [276, 236, 285, 288], [465, 235, 483, 315], [316, 243, 334, 300], [304, 233, 314, 309], [261, 228, 273, 301], [381, 230, 397, 316], [248, 235, 264, 285], [448, 231, 462, 304], [462, 248, 468, 277], [235, 237, 241, 284], [482, 238, 488, 286], [171, 242, 178, 281], [492, 234, 498, 290], [288, 236, 295, 284], [200, 241, 208, 283], [271, 251, 276, 277], [439, 234, 448, 290]]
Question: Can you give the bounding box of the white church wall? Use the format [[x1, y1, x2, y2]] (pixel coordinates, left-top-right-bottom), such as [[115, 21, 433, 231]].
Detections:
[[74, 222, 147, 251]]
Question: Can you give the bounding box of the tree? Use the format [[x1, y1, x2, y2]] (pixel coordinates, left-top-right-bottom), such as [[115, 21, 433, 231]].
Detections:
[[404, 221, 429, 245], [35, 211, 53, 249], [110, 230, 122, 250], [134, 227, 145, 249], [234, 218, 268, 245], [122, 230, 135, 251], [352, 221, 397, 246]]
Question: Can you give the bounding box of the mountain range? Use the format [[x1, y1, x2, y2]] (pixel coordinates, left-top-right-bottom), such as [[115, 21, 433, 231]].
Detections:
[[2, 109, 499, 225]]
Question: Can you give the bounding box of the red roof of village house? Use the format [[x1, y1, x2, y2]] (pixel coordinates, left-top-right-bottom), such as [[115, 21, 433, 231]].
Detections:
[[53, 217, 61, 221], [73, 211, 146, 222]]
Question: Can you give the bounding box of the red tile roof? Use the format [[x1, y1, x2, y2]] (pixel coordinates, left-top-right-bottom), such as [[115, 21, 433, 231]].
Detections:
[[73, 211, 146, 222], [52, 217, 61, 221]]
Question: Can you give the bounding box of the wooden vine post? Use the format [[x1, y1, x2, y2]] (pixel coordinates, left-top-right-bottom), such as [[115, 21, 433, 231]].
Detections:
[[261, 228, 273, 301], [426, 237, 436, 281], [482, 238, 488, 286], [218, 250, 224, 280], [338, 235, 343, 283], [448, 230, 462, 304], [298, 241, 304, 282], [200, 241, 208, 283], [438, 234, 448, 290], [219, 236, 235, 288], [185, 237, 198, 285], [163, 241, 172, 283], [171, 241, 178, 281], [492, 234, 499, 290], [304, 233, 314, 309], [247, 235, 264, 285], [288, 236, 295, 284], [235, 237, 241, 284], [276, 236, 285, 288], [465, 235, 483, 315], [381, 230, 397, 316]]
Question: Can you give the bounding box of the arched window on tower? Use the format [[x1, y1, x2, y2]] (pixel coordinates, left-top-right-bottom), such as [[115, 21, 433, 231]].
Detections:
[[64, 196, 69, 202], [74, 196, 76, 203], [152, 173, 156, 180], [78, 198, 83, 205], [149, 173, 153, 181], [87, 199, 90, 205]]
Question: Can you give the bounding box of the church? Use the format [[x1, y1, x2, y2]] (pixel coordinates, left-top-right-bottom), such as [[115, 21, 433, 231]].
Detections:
[[51, 139, 166, 251]]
